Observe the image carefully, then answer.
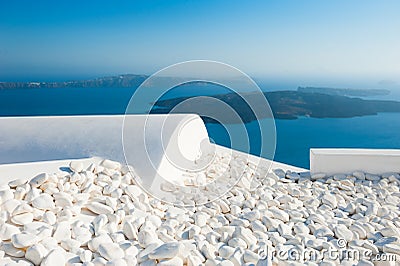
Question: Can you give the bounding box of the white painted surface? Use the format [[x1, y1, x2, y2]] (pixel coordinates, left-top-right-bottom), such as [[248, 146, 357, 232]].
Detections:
[[0, 114, 208, 164], [123, 114, 211, 185], [0, 158, 98, 185], [0, 115, 123, 164], [310, 148, 400, 174], [0, 114, 211, 185]]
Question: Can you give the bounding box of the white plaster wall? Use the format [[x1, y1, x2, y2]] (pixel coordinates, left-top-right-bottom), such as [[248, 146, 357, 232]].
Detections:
[[0, 114, 210, 185], [310, 148, 400, 174], [0, 114, 207, 163]]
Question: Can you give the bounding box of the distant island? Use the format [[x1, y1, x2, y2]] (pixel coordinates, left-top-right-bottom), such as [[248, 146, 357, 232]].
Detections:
[[1, 74, 399, 122], [0, 75, 392, 98], [152, 91, 400, 122], [0, 74, 148, 89], [298, 86, 390, 97]]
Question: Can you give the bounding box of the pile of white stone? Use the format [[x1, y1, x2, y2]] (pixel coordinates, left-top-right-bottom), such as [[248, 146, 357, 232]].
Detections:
[[0, 154, 400, 266]]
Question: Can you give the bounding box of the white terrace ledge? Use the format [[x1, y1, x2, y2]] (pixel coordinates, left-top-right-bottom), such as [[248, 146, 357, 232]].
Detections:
[[0, 114, 305, 186], [310, 148, 400, 175]]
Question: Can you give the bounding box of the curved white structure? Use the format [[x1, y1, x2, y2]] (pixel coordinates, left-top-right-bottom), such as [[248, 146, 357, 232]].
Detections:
[[0, 114, 212, 185]]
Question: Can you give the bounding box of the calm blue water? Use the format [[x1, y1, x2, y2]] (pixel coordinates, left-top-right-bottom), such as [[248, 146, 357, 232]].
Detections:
[[1, 86, 399, 169], [207, 113, 400, 168]]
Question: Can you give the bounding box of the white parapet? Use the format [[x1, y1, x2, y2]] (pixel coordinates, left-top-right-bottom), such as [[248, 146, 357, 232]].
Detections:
[[310, 148, 400, 175], [0, 114, 211, 185]]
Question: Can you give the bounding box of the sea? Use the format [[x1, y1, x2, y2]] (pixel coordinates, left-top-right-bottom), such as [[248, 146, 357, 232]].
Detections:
[[1, 85, 399, 169]]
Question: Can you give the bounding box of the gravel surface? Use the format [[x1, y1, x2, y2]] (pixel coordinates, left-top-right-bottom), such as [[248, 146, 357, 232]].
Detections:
[[0, 155, 400, 266]]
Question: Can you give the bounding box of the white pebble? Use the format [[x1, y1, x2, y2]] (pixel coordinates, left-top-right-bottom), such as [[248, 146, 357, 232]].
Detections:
[[293, 223, 310, 235], [138, 229, 159, 248], [0, 223, 21, 240], [25, 243, 48, 265], [158, 257, 183, 266], [321, 193, 337, 208], [86, 202, 114, 215], [98, 243, 124, 261], [334, 224, 353, 242], [242, 210, 260, 222], [106, 258, 128, 266], [42, 211, 57, 225], [88, 234, 113, 252], [8, 178, 26, 188], [11, 213, 34, 225], [53, 221, 71, 243], [29, 173, 48, 187], [194, 212, 208, 227], [218, 245, 235, 259], [122, 221, 138, 240], [79, 249, 92, 263], [69, 161, 84, 173], [2, 242, 25, 257], [383, 243, 400, 255], [100, 159, 121, 170], [353, 171, 365, 180], [11, 232, 39, 248], [148, 242, 183, 260], [243, 250, 259, 263], [269, 208, 289, 222], [32, 193, 55, 210], [311, 173, 326, 180], [0, 189, 14, 203], [41, 249, 65, 266]]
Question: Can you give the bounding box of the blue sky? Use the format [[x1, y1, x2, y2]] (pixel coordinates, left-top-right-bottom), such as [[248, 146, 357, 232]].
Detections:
[[0, 0, 399, 86]]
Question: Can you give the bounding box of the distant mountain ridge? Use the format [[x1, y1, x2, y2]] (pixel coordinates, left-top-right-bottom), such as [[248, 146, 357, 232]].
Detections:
[[0, 74, 148, 89], [298, 86, 390, 97]]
